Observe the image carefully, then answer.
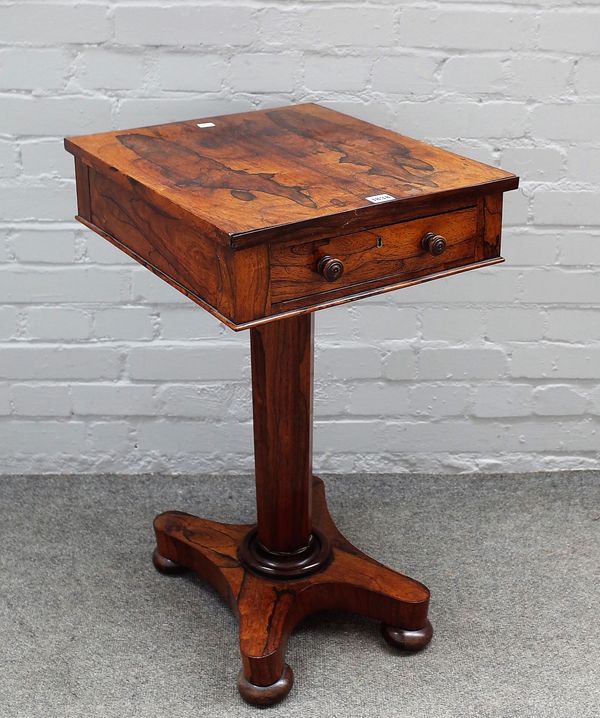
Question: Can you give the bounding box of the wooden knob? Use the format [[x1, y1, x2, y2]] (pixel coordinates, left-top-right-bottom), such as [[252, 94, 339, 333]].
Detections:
[[317, 255, 344, 282], [421, 232, 447, 256]]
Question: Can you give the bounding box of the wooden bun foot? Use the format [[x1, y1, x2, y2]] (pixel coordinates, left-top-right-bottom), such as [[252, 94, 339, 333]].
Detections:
[[381, 619, 433, 652], [152, 547, 186, 575], [237, 664, 294, 707]]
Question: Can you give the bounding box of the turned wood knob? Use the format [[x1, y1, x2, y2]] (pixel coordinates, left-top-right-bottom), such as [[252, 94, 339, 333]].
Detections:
[[316, 255, 344, 282], [421, 232, 447, 256]]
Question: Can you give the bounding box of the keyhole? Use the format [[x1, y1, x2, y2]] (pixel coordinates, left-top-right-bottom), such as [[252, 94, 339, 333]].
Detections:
[[376, 236, 383, 249]]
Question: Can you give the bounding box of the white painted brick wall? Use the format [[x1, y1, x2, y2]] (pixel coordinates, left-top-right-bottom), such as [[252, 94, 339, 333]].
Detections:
[[0, 1, 599, 475]]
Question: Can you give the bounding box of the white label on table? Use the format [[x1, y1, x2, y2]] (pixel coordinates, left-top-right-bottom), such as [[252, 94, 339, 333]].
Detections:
[[365, 193, 396, 204], [197, 122, 216, 128]]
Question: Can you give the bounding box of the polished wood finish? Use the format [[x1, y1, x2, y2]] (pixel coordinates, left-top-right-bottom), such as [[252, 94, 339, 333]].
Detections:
[[241, 313, 332, 578], [317, 254, 345, 282], [65, 103, 518, 330], [153, 477, 431, 707], [65, 103, 517, 241], [151, 546, 185, 575], [66, 102, 518, 707], [381, 620, 434, 651], [422, 231, 448, 256], [270, 203, 478, 305], [79, 161, 269, 326], [237, 664, 294, 707], [250, 314, 314, 555]]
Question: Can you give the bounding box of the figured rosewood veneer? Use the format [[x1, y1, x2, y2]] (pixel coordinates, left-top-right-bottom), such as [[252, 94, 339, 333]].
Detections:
[[66, 103, 517, 330], [65, 103, 518, 707]]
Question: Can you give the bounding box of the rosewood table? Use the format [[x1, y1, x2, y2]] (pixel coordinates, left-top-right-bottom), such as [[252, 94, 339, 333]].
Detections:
[[65, 103, 518, 706]]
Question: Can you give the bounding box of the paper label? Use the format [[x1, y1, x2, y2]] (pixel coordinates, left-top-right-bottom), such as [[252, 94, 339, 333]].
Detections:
[[366, 193, 396, 204], [197, 122, 216, 128]]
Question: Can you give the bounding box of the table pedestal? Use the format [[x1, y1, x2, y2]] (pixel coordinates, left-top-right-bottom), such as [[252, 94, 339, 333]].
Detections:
[[152, 314, 432, 707]]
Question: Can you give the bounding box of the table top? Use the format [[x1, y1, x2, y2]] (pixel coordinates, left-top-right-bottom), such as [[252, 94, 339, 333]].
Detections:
[[65, 102, 518, 247]]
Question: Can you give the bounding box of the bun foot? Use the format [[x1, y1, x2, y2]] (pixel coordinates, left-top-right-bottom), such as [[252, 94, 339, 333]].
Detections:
[[237, 664, 294, 707], [381, 620, 433, 652], [152, 547, 185, 575]]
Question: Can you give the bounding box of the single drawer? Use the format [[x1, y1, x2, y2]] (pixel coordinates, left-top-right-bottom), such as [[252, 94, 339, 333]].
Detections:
[[270, 205, 480, 305]]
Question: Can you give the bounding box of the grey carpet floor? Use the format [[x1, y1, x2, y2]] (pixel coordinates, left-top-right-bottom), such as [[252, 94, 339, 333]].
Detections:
[[0, 472, 599, 718]]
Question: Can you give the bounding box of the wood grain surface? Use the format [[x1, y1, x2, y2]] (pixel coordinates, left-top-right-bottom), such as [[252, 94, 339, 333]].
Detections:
[[66, 102, 518, 245], [66, 103, 518, 328], [65, 103, 519, 706], [154, 476, 432, 706], [250, 313, 314, 554], [270, 204, 478, 303]]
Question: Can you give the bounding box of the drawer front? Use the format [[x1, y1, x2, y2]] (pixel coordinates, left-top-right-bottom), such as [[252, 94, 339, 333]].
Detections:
[[270, 205, 479, 305]]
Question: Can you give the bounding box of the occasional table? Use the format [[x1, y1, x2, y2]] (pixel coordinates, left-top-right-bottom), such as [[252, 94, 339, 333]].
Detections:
[[65, 103, 518, 706]]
